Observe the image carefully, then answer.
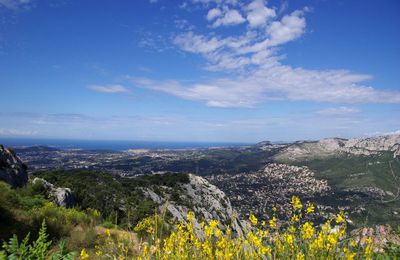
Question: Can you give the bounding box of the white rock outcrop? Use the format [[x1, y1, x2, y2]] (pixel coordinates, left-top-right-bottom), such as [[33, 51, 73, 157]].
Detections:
[[33, 177, 76, 208], [142, 173, 246, 238]]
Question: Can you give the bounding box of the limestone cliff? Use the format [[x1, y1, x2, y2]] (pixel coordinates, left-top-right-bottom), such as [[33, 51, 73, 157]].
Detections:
[[142, 173, 246, 238]]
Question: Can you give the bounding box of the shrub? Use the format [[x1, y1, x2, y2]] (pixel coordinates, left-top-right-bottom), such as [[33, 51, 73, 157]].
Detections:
[[32, 202, 92, 239], [1, 221, 51, 259], [88, 196, 397, 259], [0, 221, 76, 260], [66, 227, 97, 252]]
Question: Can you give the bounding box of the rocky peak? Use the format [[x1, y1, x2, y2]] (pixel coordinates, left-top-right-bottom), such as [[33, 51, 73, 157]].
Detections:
[[0, 145, 28, 187], [345, 134, 400, 151], [276, 133, 400, 160]]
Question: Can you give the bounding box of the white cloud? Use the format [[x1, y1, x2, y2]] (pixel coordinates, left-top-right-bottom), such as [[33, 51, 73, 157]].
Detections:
[[246, 0, 276, 27], [174, 19, 195, 30], [317, 107, 361, 116], [132, 64, 400, 108], [206, 8, 222, 21], [173, 32, 225, 54], [0, 128, 37, 136], [267, 10, 306, 46], [212, 9, 246, 27], [133, 1, 400, 108], [87, 84, 130, 94], [131, 77, 262, 108], [0, 0, 31, 10]]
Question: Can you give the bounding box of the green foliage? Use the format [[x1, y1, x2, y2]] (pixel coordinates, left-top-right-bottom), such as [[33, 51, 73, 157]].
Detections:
[[32, 170, 189, 227], [50, 240, 77, 260], [101, 221, 117, 229], [1, 221, 51, 260], [0, 181, 46, 242], [29, 221, 52, 259], [33, 202, 93, 239], [0, 179, 99, 248], [1, 221, 76, 260], [384, 243, 400, 258]]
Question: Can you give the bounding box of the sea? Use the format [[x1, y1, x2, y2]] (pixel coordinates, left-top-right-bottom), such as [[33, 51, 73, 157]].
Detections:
[[0, 138, 251, 151]]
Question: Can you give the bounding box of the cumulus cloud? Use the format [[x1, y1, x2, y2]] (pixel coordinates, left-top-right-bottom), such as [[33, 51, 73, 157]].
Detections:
[[87, 84, 130, 94], [212, 9, 246, 27], [267, 10, 306, 46], [246, 0, 276, 27], [133, 1, 400, 108], [206, 8, 222, 20]]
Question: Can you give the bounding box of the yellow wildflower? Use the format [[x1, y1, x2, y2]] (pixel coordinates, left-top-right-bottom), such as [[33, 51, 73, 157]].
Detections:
[[249, 214, 258, 226], [364, 237, 373, 260], [283, 233, 295, 247], [80, 248, 89, 260], [301, 222, 314, 239], [291, 214, 300, 223], [344, 247, 357, 260], [289, 225, 296, 233], [209, 220, 219, 229], [306, 204, 315, 214], [291, 196, 302, 210], [269, 216, 277, 228], [296, 252, 305, 260], [105, 229, 111, 237], [336, 211, 345, 224], [187, 211, 195, 222]]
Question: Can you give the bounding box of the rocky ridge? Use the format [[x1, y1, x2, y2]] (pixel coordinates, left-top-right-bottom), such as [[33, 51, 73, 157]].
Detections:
[[142, 173, 246, 238], [273, 134, 400, 160]]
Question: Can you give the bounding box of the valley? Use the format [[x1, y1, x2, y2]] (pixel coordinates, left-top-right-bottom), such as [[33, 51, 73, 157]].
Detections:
[[9, 133, 400, 228]]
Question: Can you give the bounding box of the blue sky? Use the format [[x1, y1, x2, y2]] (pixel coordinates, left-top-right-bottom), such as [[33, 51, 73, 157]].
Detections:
[[0, 0, 399, 142]]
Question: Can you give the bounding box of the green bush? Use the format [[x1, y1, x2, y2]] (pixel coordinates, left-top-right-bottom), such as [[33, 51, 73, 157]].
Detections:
[[33, 202, 93, 239]]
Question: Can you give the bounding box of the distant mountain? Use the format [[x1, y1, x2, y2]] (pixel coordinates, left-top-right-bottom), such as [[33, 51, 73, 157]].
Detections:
[[266, 133, 400, 161], [14, 145, 60, 153]]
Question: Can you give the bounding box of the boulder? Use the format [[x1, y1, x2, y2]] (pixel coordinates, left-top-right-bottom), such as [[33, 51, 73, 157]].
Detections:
[[0, 145, 28, 187], [33, 177, 76, 208]]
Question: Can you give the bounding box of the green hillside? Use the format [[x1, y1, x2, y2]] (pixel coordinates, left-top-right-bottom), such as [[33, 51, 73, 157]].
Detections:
[[278, 152, 400, 227]]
